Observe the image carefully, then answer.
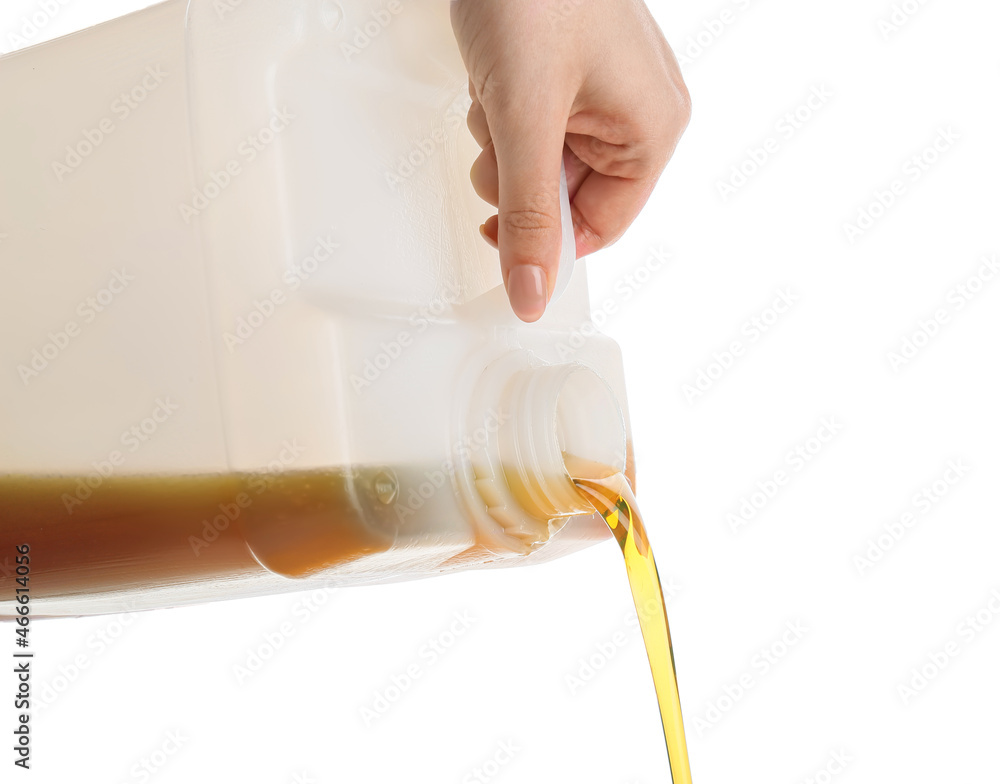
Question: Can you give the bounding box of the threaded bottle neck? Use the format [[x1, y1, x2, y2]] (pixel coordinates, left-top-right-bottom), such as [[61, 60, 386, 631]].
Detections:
[[498, 363, 625, 519], [462, 355, 627, 553]]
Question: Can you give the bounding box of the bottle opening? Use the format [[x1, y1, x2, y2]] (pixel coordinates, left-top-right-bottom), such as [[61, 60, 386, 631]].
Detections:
[[500, 363, 626, 520], [461, 353, 627, 552]]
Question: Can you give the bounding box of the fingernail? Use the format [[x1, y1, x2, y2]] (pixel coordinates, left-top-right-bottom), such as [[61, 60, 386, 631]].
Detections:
[[479, 223, 498, 250], [506, 265, 548, 322]]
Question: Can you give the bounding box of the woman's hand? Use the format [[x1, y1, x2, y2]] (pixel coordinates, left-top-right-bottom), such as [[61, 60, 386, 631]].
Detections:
[[451, 0, 691, 321]]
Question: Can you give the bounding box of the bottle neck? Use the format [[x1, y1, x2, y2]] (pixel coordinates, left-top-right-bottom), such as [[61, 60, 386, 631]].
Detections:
[[498, 363, 625, 519], [463, 356, 627, 552]]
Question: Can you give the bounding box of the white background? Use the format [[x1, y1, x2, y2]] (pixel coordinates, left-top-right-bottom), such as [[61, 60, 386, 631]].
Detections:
[[3, 0, 999, 782]]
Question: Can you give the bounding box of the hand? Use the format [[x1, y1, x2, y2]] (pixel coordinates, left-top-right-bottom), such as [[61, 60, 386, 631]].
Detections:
[[450, 0, 691, 322]]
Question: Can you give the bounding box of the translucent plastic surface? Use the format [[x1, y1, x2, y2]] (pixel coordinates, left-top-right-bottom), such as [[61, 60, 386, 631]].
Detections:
[[0, 0, 634, 617]]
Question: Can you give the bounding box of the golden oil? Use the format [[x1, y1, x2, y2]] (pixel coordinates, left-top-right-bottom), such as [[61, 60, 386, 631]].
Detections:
[[570, 458, 692, 783]]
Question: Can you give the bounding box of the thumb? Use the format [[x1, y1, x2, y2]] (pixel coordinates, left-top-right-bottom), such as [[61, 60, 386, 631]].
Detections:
[[488, 98, 569, 322]]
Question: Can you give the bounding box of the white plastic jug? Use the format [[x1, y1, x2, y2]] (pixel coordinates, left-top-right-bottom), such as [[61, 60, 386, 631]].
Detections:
[[0, 0, 634, 617]]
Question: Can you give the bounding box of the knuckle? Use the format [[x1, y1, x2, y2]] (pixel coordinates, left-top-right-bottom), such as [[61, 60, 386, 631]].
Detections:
[[596, 144, 645, 179], [673, 78, 693, 128], [654, 74, 691, 129], [502, 206, 559, 237], [574, 212, 615, 253], [587, 136, 612, 158], [642, 76, 692, 168]]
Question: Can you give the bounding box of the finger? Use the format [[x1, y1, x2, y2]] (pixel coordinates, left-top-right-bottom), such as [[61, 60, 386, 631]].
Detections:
[[564, 127, 670, 256], [469, 141, 499, 207], [479, 216, 499, 250], [467, 98, 491, 148], [563, 84, 689, 255], [485, 92, 570, 322], [565, 132, 650, 181], [484, 213, 499, 243], [568, 168, 658, 258]]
